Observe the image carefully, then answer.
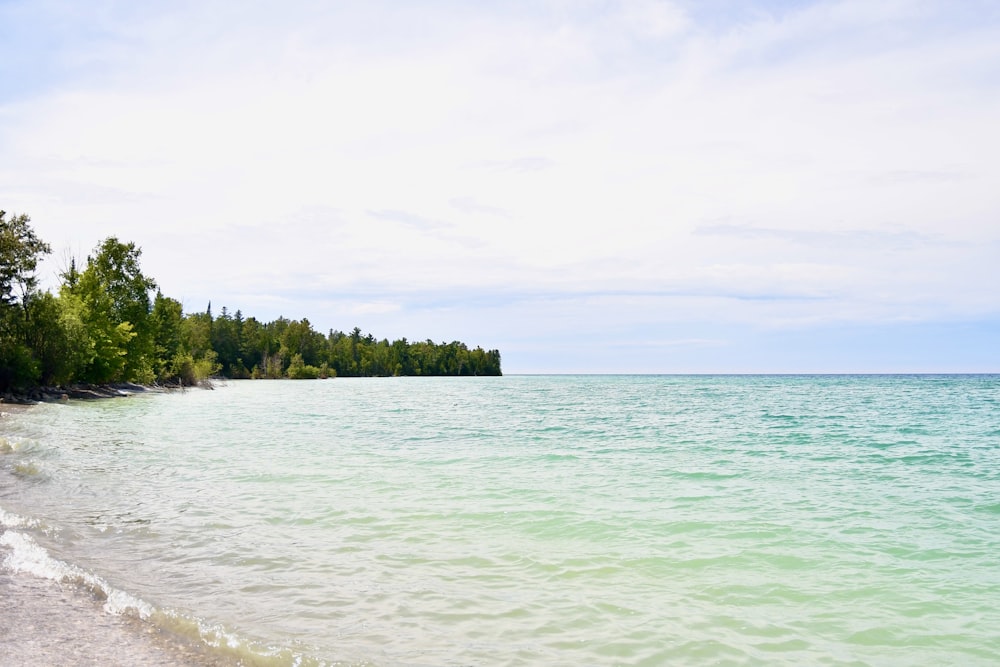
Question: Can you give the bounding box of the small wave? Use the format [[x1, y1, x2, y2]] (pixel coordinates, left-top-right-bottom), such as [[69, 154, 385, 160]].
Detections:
[[0, 529, 153, 618], [761, 413, 800, 421], [0, 436, 43, 456], [0, 507, 39, 530], [674, 495, 717, 503], [672, 470, 742, 481], [846, 625, 903, 646], [12, 461, 44, 478], [976, 502, 1000, 515], [0, 528, 328, 666], [536, 452, 580, 462], [149, 611, 329, 667]]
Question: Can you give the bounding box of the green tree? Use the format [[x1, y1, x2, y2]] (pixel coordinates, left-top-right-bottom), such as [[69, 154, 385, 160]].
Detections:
[[211, 306, 242, 376], [22, 291, 88, 385], [239, 316, 270, 377], [263, 317, 291, 377], [151, 291, 184, 381], [3, 212, 503, 389], [0, 211, 51, 390], [178, 306, 222, 382], [280, 318, 323, 368], [0, 211, 50, 308], [286, 353, 321, 379], [72, 238, 156, 383]]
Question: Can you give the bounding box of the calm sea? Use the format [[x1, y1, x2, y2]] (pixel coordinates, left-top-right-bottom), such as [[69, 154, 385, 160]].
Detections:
[[2, 375, 999, 666]]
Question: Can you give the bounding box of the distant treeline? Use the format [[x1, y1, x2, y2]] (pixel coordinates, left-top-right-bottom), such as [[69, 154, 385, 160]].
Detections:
[[0, 210, 501, 392]]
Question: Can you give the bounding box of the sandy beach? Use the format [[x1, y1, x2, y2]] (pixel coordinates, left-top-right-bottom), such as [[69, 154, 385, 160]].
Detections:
[[0, 547, 235, 667], [0, 562, 239, 666], [1, 403, 229, 667]]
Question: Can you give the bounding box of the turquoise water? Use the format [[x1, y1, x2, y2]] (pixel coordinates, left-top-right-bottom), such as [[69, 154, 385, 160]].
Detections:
[[2, 375, 999, 665]]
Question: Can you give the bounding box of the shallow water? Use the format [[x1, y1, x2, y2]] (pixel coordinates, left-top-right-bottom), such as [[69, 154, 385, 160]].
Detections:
[[0, 562, 234, 666], [2, 375, 1000, 665]]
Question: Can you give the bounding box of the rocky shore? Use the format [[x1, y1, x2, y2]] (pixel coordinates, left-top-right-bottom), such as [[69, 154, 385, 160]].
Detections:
[[0, 381, 215, 405], [0, 382, 152, 405]]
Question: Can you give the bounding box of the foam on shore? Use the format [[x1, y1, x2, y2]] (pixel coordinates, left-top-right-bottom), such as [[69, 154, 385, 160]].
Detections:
[[0, 511, 327, 667], [0, 523, 237, 666]]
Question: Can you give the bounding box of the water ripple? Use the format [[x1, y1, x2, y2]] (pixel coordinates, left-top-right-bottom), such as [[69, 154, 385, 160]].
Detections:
[[2, 375, 999, 666]]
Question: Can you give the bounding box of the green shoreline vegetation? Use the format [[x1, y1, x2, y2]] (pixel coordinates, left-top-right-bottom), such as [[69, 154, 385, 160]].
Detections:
[[1, 210, 501, 396]]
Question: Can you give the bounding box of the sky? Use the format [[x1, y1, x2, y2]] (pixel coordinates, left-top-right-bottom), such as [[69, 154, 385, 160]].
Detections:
[[1, 0, 998, 373]]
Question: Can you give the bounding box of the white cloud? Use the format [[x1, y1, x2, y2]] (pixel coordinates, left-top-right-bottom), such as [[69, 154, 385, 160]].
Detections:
[[619, 0, 690, 38], [349, 301, 402, 316], [2, 0, 999, 370]]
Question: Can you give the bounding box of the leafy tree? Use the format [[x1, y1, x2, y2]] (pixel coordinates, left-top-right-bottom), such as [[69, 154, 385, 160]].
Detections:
[[2, 209, 502, 391], [390, 337, 411, 376], [211, 306, 242, 376], [177, 306, 223, 382], [151, 291, 184, 381], [1, 211, 51, 308], [239, 316, 270, 377], [280, 318, 323, 368], [81, 306, 135, 384], [0, 211, 51, 390], [22, 291, 85, 385], [72, 238, 156, 383], [287, 353, 321, 379], [182, 308, 213, 359], [78, 238, 155, 330]]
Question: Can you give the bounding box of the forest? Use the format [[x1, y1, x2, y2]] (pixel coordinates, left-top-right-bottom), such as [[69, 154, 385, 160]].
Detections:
[[0, 210, 502, 393]]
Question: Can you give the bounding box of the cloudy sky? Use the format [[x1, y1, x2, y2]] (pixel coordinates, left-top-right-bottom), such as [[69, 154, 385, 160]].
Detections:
[[2, 0, 998, 373]]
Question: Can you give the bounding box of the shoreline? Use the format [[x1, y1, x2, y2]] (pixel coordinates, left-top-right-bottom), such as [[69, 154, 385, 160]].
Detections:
[[1, 382, 162, 405], [0, 396, 232, 667], [0, 527, 236, 667], [0, 380, 218, 406]]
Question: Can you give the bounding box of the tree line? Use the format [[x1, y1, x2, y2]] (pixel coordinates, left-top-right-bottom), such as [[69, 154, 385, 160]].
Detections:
[[1, 210, 502, 392]]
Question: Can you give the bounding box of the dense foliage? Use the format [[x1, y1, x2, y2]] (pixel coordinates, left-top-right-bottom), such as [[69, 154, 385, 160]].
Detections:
[[0, 211, 501, 392]]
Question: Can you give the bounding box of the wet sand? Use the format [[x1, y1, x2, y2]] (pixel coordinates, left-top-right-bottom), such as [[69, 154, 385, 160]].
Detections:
[[0, 549, 234, 667], [1, 404, 235, 667]]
